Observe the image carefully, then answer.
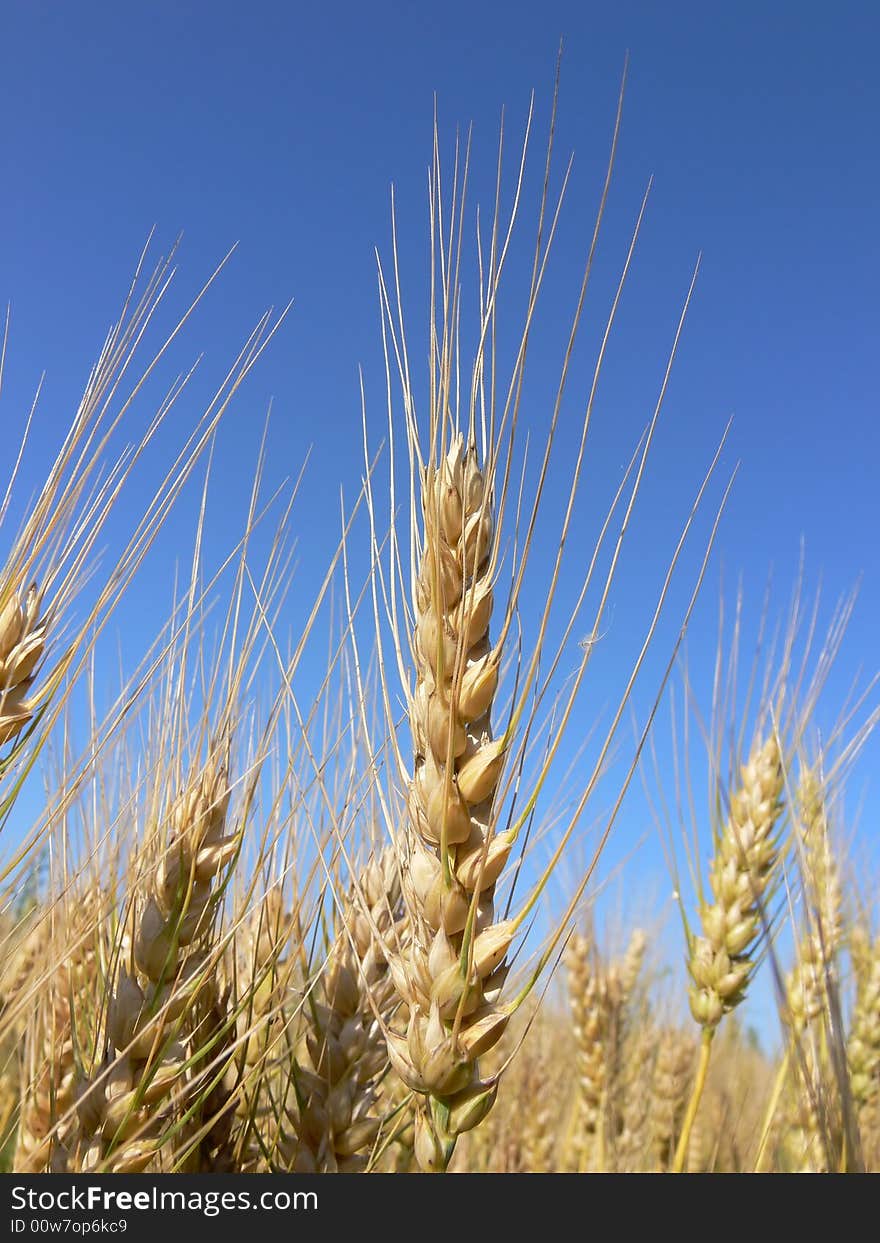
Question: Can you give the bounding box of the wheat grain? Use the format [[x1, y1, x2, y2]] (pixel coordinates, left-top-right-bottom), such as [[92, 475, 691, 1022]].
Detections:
[[0, 585, 46, 749]]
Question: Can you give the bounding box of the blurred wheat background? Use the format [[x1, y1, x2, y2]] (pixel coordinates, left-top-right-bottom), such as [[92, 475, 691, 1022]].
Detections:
[[0, 5, 878, 1174]]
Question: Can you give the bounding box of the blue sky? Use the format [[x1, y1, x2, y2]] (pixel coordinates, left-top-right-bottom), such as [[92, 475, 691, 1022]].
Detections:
[[2, 3, 878, 1039]]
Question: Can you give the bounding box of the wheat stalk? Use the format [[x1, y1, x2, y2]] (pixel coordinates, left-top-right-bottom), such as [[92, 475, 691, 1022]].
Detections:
[[342, 61, 728, 1171]]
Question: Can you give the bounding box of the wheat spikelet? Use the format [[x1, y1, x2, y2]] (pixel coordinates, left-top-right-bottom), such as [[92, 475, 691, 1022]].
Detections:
[[278, 851, 401, 1172], [685, 1102, 712, 1173], [604, 924, 646, 1163], [760, 767, 845, 1173], [1, 911, 52, 1079], [185, 978, 239, 1172], [786, 768, 842, 1029], [75, 751, 236, 1172], [615, 1023, 655, 1171], [223, 889, 293, 1171], [651, 1028, 696, 1170], [13, 905, 101, 1173], [381, 434, 510, 1171], [688, 735, 784, 1029], [564, 927, 645, 1171], [798, 770, 842, 953], [565, 933, 605, 1168], [14, 987, 76, 1172], [344, 60, 731, 1171], [670, 732, 786, 1171], [0, 585, 46, 750], [779, 1068, 829, 1173]]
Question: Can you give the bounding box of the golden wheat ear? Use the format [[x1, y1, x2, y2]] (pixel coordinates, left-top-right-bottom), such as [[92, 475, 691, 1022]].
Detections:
[[784, 767, 843, 1032], [563, 925, 646, 1172], [344, 68, 730, 1171], [271, 848, 404, 1174], [650, 1027, 697, 1171]]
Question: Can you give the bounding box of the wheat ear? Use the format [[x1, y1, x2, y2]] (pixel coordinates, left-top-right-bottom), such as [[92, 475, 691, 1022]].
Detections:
[[380, 434, 514, 1172], [565, 927, 646, 1171], [651, 1028, 695, 1170], [673, 733, 785, 1172], [13, 907, 100, 1173], [280, 851, 401, 1172], [82, 752, 236, 1172], [786, 768, 842, 1029], [565, 933, 607, 1170], [348, 71, 728, 1172]]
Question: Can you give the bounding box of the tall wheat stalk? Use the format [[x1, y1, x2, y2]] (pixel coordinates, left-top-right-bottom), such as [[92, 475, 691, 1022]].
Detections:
[[342, 69, 730, 1171]]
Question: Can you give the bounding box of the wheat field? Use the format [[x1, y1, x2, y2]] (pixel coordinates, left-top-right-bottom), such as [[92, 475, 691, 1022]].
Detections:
[[1, 78, 878, 1178]]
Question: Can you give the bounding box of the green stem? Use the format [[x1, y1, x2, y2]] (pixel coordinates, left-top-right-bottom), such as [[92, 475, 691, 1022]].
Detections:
[[672, 1027, 714, 1173]]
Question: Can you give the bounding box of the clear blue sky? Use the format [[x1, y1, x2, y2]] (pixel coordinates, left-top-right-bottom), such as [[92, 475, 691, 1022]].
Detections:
[[2, 3, 878, 1037]]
